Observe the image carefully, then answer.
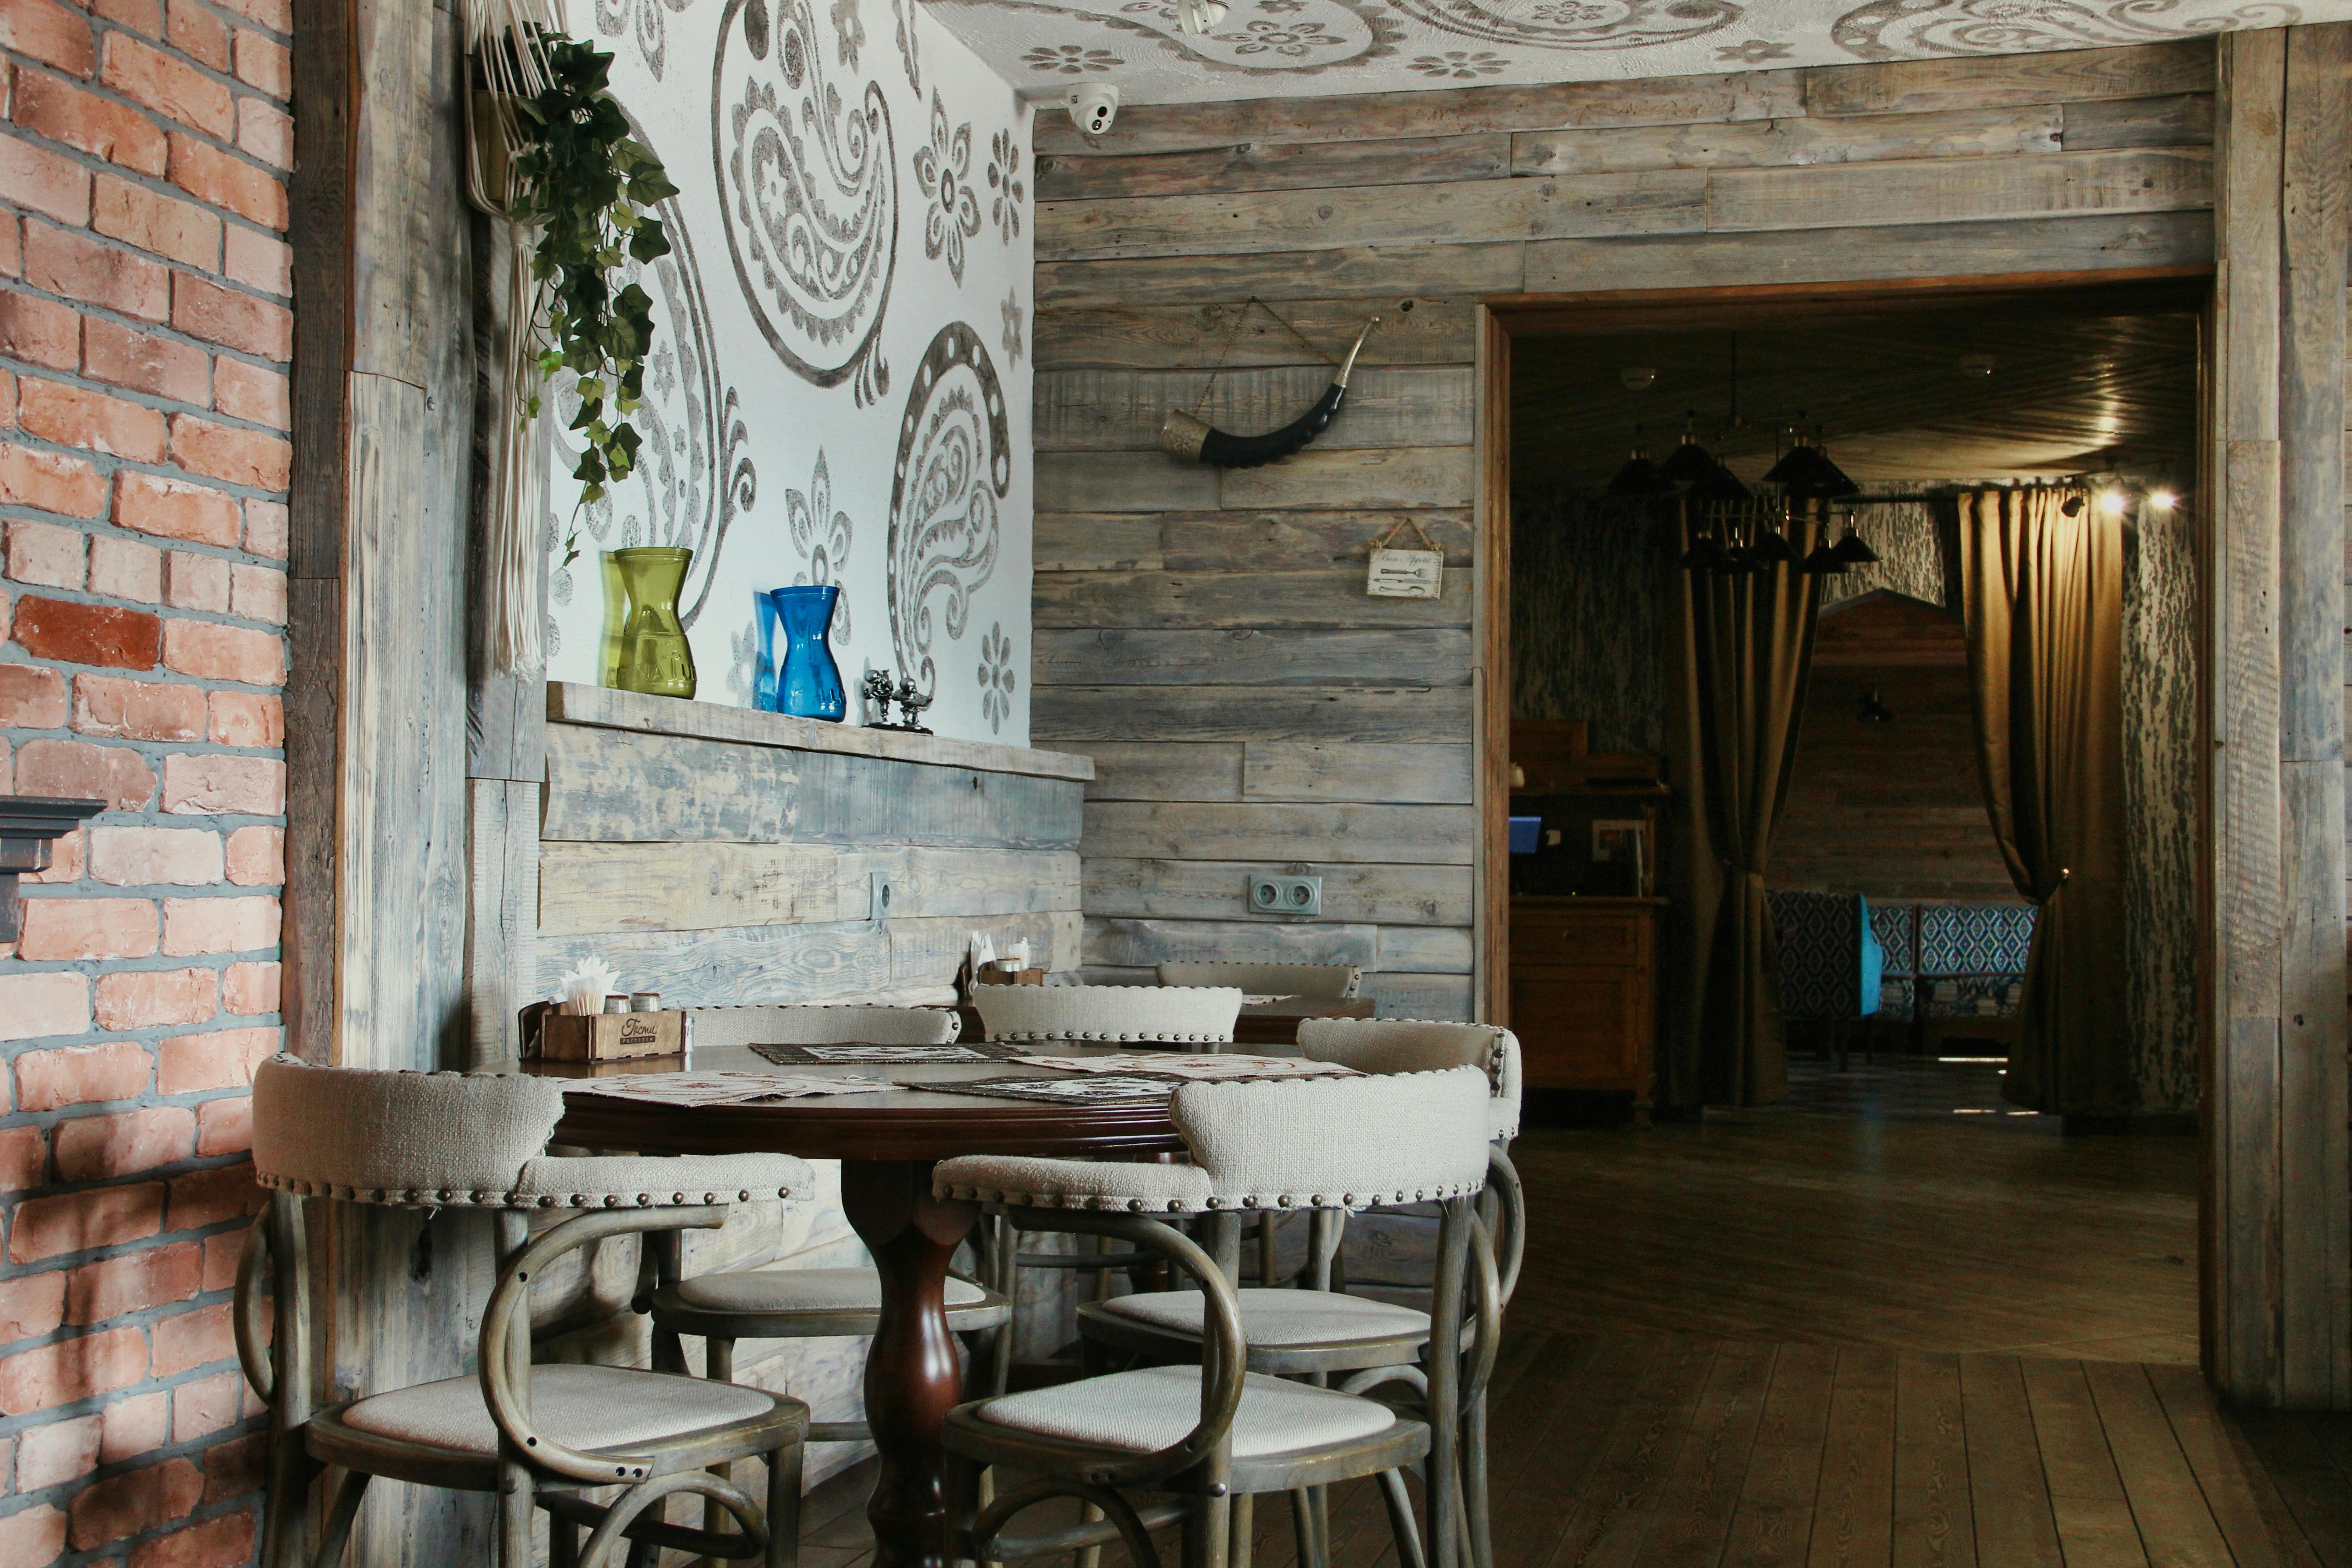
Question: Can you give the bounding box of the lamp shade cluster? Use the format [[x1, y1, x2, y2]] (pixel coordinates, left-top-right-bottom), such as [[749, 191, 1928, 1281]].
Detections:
[[1612, 417, 1882, 577]]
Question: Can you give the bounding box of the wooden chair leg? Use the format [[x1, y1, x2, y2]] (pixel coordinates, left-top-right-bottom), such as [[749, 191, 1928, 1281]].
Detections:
[[309, 1469, 369, 1568], [767, 1437, 804, 1568], [549, 1508, 580, 1568], [1377, 1471, 1427, 1568], [702, 1338, 740, 1563], [1183, 1493, 1232, 1568], [1289, 1489, 1325, 1568], [1078, 1503, 1105, 1568], [496, 1464, 534, 1568], [1464, 1394, 1492, 1568], [1257, 1214, 1280, 1288], [1230, 1490, 1254, 1568]]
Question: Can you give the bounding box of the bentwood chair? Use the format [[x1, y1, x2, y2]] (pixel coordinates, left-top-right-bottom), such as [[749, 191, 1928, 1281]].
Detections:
[[234, 1057, 813, 1568], [1079, 1020, 1527, 1568], [644, 1005, 1012, 1445], [935, 1067, 1500, 1568], [1155, 962, 1362, 1000]]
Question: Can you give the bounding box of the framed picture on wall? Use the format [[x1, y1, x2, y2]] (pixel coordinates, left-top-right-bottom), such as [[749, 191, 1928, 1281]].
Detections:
[[1592, 819, 1651, 897]]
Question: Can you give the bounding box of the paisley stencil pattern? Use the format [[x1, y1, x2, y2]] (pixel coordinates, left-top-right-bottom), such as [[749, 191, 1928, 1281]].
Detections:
[[786, 450, 855, 639], [966, 0, 1401, 77], [978, 621, 1016, 732], [715, 0, 898, 404], [914, 90, 981, 284], [1833, 0, 2298, 58], [1385, 0, 1741, 49], [547, 140, 756, 636], [600, 0, 698, 78], [888, 322, 1010, 696]]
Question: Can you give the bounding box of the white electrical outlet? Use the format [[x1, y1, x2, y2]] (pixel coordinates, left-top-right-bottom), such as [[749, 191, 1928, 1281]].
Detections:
[[1248, 874, 1321, 918]]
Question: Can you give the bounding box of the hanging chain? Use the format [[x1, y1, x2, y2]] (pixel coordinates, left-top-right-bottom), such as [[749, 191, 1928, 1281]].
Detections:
[[1191, 297, 1344, 419]]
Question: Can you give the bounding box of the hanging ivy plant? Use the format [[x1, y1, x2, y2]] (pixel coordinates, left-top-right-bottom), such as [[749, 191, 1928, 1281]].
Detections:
[[503, 34, 677, 513]]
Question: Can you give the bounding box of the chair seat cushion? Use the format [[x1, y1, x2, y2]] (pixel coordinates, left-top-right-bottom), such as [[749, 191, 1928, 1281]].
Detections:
[[671, 1267, 988, 1313], [1099, 1287, 1429, 1347], [340, 1365, 775, 1457], [975, 1366, 1398, 1458]]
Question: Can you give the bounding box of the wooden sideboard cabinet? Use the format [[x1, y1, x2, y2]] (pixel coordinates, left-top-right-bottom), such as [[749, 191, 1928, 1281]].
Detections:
[[1509, 896, 1661, 1120]]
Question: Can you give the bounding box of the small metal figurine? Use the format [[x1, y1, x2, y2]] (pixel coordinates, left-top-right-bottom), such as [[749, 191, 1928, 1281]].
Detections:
[[860, 668, 896, 726], [893, 677, 933, 735]]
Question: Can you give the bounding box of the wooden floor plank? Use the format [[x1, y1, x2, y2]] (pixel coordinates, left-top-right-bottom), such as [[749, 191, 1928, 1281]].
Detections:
[[1893, 1353, 1975, 1568], [2144, 1362, 2323, 1568], [2223, 1410, 2352, 1568], [1639, 1339, 1777, 1568], [2052, 1496, 2153, 1568], [2024, 1359, 2128, 1502], [1724, 1343, 1839, 1568], [2082, 1359, 2236, 1568], [1806, 1346, 1897, 1568], [1539, 1336, 1722, 1568], [1958, 1355, 2064, 1568], [1492, 1335, 1665, 1568]]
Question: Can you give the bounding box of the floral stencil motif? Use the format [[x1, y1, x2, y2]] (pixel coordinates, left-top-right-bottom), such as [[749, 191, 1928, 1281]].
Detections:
[[914, 90, 982, 284], [1258, 0, 1306, 10], [1832, 0, 2296, 59], [1716, 35, 1793, 59], [888, 323, 1011, 697], [1024, 42, 1122, 70], [987, 128, 1024, 244], [786, 450, 855, 640], [1000, 288, 1024, 368], [1411, 48, 1508, 74], [978, 622, 1016, 733], [726, 613, 759, 706], [1386, 0, 1739, 50], [892, 0, 921, 88], [1211, 17, 1344, 53], [832, 0, 865, 65]]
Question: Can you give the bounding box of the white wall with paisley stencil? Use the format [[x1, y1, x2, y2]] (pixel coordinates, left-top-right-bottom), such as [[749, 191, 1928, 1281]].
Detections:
[[542, 0, 1035, 744]]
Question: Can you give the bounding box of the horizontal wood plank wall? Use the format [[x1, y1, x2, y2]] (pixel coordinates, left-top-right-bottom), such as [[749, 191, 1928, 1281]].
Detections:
[[1033, 39, 2217, 1027]]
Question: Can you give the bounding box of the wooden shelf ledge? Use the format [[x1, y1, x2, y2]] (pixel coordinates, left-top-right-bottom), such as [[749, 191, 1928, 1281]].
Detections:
[[547, 682, 1097, 783]]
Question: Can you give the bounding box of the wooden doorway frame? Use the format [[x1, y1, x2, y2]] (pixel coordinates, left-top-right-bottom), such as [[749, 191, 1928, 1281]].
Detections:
[[1467, 49, 2352, 1406]]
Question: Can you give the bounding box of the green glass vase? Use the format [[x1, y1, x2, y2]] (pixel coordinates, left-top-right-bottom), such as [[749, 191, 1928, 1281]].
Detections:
[[607, 546, 696, 699], [598, 551, 627, 687]]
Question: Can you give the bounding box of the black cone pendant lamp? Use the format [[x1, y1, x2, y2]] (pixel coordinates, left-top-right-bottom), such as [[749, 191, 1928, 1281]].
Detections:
[[1660, 412, 1722, 485], [1606, 426, 1673, 498], [1763, 426, 1859, 501]]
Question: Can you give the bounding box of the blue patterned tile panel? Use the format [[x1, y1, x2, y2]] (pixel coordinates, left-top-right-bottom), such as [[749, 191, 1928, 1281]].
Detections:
[[1878, 976, 1916, 1019], [1917, 902, 2036, 975], [1768, 890, 1884, 1022], [1870, 902, 1918, 977]]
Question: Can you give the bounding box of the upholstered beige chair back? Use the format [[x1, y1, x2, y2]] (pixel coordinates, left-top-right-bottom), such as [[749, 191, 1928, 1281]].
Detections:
[[253, 1056, 564, 1206], [1154, 962, 1360, 1000], [1175, 1065, 1491, 1208], [1297, 1018, 1523, 1141], [974, 984, 1241, 1044], [686, 1003, 959, 1049]]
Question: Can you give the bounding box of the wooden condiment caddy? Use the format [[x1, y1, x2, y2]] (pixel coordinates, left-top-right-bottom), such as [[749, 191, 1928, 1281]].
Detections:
[[538, 1009, 684, 1062]]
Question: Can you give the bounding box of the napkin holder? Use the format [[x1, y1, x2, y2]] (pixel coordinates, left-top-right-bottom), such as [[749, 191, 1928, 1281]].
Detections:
[[539, 1009, 685, 1062]]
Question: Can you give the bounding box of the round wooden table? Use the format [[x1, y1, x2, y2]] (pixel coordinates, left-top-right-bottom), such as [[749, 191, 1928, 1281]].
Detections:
[[507, 1043, 1186, 1568]]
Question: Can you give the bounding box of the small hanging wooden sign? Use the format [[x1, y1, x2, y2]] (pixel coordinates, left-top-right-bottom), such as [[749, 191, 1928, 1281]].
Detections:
[[1367, 519, 1444, 599]]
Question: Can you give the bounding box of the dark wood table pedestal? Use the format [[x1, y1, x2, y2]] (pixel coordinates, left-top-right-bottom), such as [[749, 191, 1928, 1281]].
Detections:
[[842, 1160, 979, 1568]]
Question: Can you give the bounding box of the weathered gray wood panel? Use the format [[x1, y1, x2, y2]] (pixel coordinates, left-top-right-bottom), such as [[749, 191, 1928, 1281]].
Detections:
[[1083, 856, 1475, 926], [1705, 148, 2211, 234], [1523, 211, 2214, 293], [1512, 106, 2061, 176], [1036, 451, 1224, 514], [1242, 741, 1475, 804], [539, 843, 1082, 936], [1039, 171, 1708, 261], [1376, 923, 1477, 973], [540, 725, 1085, 847], [1802, 41, 2213, 117], [1074, 742, 1246, 802], [1039, 510, 1479, 573], [1038, 243, 1527, 309], [1034, 300, 1479, 372], [1034, 629, 1475, 687], [1034, 686, 1474, 744], [1366, 972, 1475, 1020], [1221, 447, 1478, 511], [1036, 133, 1511, 201], [1035, 367, 1473, 452], [1081, 803, 1477, 864], [466, 778, 539, 1059], [2059, 93, 2216, 150], [539, 911, 1082, 1009], [1032, 70, 1803, 157], [1034, 569, 1472, 630], [1083, 917, 1379, 970]]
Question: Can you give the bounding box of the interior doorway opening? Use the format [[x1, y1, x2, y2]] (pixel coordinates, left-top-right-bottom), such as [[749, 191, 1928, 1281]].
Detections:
[[1485, 274, 2206, 1363]]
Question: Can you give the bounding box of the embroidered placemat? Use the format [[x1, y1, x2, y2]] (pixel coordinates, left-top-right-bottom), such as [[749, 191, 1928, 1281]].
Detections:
[[565, 1072, 890, 1107], [904, 1074, 1176, 1106], [750, 1042, 1024, 1066], [1009, 1054, 1362, 1082]]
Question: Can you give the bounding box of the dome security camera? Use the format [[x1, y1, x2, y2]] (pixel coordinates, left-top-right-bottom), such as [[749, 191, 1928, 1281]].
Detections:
[[1067, 83, 1120, 137]]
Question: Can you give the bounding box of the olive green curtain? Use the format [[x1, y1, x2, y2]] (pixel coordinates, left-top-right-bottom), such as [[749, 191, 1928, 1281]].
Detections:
[[1666, 505, 1824, 1108], [1957, 488, 2130, 1115]]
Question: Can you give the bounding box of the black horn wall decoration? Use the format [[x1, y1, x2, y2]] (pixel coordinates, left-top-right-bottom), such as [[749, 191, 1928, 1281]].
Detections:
[[1159, 310, 1381, 470]]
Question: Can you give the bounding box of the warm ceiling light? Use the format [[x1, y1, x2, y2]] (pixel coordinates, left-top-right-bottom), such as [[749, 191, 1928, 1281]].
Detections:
[[2100, 489, 2128, 516], [2149, 488, 2178, 510], [1620, 367, 1656, 391]]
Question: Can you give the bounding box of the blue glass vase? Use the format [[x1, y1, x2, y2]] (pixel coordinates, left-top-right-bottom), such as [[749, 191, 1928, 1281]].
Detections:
[[765, 585, 846, 721]]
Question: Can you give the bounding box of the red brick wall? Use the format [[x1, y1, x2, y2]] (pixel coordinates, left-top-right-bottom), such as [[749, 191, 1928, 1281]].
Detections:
[[0, 0, 289, 1562]]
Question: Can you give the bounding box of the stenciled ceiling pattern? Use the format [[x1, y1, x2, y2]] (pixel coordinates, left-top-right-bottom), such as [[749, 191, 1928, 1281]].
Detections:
[[924, 0, 2330, 103]]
